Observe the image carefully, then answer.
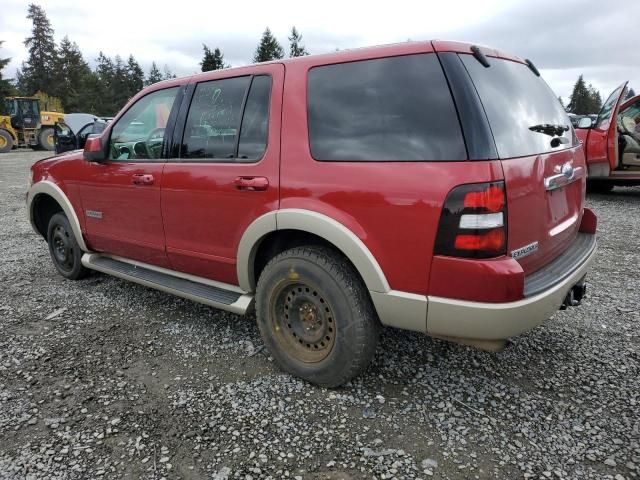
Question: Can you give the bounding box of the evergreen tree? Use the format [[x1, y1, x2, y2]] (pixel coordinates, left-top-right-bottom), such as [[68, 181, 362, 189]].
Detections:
[[253, 28, 284, 63], [201, 45, 216, 72], [558, 96, 564, 109], [54, 36, 91, 111], [146, 62, 163, 86], [18, 4, 57, 96], [288, 27, 308, 57], [126, 55, 144, 98], [0, 41, 17, 114], [94, 52, 116, 115], [200, 44, 227, 71], [163, 65, 176, 80], [568, 75, 602, 115], [112, 55, 130, 111], [79, 71, 102, 115], [625, 87, 636, 100], [587, 83, 602, 112]]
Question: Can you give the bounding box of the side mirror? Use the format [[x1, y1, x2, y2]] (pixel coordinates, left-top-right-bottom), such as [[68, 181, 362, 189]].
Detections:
[[83, 136, 106, 162], [577, 117, 593, 129]]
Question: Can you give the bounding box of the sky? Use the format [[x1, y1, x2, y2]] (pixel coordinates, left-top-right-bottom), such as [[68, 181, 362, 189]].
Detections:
[[1, 0, 638, 103]]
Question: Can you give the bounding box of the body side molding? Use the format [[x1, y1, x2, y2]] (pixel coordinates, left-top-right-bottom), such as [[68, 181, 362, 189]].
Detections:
[[27, 180, 90, 252], [237, 209, 391, 294]]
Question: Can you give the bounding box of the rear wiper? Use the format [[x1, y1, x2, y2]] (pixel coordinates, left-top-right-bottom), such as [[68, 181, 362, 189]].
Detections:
[[528, 124, 569, 137]]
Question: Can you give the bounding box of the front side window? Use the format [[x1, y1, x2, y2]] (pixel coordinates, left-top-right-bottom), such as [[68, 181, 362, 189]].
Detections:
[[109, 87, 179, 161], [307, 54, 466, 161]]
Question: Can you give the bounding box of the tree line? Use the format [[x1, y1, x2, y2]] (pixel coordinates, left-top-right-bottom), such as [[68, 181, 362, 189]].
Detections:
[[564, 75, 636, 115], [0, 4, 309, 117], [2, 4, 635, 119]]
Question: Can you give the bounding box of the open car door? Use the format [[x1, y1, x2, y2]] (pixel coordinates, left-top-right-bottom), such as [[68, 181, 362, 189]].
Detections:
[[583, 81, 628, 176], [54, 122, 78, 154], [54, 121, 104, 154]]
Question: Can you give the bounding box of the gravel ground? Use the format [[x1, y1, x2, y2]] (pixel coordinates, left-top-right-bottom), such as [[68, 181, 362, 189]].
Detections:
[[0, 150, 638, 480]]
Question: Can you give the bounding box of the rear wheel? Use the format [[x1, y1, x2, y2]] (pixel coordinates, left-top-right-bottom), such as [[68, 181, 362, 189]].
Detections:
[[586, 181, 614, 194], [0, 130, 13, 153], [256, 246, 380, 387], [38, 127, 55, 151], [47, 213, 89, 280]]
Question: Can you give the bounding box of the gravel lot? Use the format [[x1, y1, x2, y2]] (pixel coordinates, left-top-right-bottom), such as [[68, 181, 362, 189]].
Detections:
[[0, 150, 638, 480]]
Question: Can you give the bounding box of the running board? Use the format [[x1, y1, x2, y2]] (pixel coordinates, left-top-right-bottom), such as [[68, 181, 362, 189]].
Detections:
[[81, 253, 253, 315]]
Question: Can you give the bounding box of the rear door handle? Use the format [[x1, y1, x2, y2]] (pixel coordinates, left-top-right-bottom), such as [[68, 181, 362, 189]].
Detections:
[[132, 174, 154, 185], [234, 176, 269, 191]]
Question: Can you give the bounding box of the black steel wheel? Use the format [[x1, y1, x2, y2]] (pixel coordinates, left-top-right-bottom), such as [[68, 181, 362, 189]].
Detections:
[[256, 246, 380, 387], [270, 279, 337, 363], [47, 213, 89, 280]]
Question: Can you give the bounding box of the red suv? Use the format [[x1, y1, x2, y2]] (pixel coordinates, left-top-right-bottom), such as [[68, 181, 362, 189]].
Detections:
[[27, 41, 597, 387]]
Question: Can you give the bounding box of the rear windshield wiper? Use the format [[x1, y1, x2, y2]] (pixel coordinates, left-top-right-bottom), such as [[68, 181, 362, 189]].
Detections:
[[528, 124, 569, 137]]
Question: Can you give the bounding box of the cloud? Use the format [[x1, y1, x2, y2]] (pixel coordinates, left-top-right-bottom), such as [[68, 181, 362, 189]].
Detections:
[[0, 0, 636, 100]]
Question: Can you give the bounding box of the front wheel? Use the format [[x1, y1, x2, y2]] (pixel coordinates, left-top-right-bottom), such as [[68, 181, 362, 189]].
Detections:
[[256, 246, 380, 387], [47, 213, 89, 280]]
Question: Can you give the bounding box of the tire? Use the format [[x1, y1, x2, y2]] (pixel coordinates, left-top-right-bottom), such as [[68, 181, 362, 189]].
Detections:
[[47, 213, 89, 280], [38, 127, 55, 151], [256, 246, 380, 387], [586, 181, 614, 194], [0, 130, 13, 153]]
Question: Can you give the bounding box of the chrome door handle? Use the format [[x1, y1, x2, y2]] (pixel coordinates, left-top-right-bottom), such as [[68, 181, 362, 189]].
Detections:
[[132, 174, 154, 185], [234, 176, 269, 191]]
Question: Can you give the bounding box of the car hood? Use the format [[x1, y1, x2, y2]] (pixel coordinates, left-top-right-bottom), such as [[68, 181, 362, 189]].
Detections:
[[33, 149, 84, 170]]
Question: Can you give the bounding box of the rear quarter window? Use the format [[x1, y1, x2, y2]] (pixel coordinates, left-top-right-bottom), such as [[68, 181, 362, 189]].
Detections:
[[307, 54, 466, 161]]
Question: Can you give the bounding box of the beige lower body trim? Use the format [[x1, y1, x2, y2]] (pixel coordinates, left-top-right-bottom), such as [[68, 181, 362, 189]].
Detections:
[[236, 209, 391, 294], [27, 180, 90, 252], [370, 290, 428, 333], [426, 244, 597, 340]]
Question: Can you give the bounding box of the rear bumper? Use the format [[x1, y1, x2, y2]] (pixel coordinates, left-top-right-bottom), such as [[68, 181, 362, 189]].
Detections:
[[426, 233, 596, 340], [371, 233, 597, 342]]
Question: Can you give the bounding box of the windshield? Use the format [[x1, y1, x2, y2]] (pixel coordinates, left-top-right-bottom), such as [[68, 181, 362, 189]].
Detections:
[[18, 100, 39, 116], [5, 100, 16, 116], [460, 55, 577, 158]]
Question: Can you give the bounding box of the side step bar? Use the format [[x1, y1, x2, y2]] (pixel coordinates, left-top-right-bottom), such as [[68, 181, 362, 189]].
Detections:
[[82, 253, 254, 315]]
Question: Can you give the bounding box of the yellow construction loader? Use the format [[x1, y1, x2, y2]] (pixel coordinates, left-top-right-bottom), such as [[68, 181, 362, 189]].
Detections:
[[0, 97, 64, 153]]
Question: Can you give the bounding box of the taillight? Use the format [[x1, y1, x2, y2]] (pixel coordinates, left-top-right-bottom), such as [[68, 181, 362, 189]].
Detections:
[[434, 181, 507, 259]]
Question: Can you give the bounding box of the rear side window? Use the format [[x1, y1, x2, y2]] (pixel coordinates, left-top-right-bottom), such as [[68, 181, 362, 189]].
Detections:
[[460, 55, 577, 159], [183, 76, 250, 160], [307, 54, 466, 161]]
